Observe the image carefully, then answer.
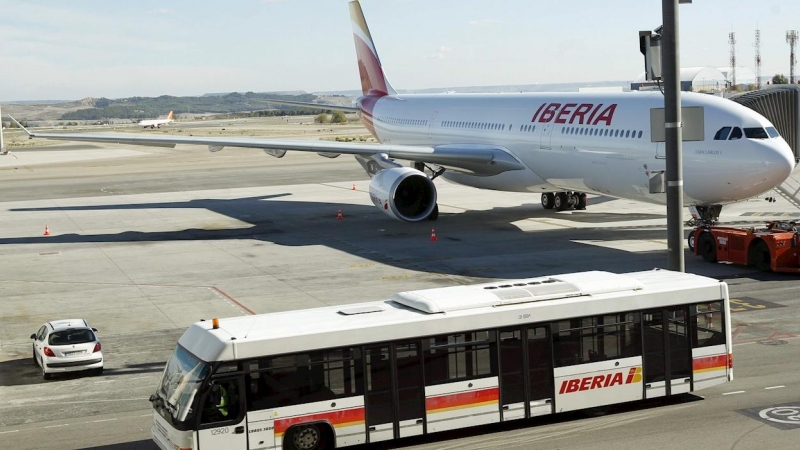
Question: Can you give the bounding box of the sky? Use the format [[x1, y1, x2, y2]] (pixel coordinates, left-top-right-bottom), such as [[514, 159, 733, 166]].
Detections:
[[1, 0, 799, 101]]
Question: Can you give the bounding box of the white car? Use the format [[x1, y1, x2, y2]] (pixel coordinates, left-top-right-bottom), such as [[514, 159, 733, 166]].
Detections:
[[31, 319, 104, 380]]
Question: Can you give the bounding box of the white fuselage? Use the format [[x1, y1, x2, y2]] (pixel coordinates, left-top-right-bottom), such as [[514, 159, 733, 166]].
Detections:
[[363, 91, 794, 206]]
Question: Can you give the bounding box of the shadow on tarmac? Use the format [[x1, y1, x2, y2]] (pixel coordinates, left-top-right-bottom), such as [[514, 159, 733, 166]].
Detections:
[[0, 358, 165, 387], [2, 194, 687, 279], [78, 441, 157, 450]]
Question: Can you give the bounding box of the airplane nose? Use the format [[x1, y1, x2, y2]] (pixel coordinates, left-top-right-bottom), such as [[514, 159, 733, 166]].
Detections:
[[763, 138, 795, 184]]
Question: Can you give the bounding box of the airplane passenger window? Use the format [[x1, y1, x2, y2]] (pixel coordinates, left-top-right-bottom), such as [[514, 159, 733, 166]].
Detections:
[[638, 130, 643, 138], [729, 127, 743, 140], [625, 130, 630, 138], [766, 127, 780, 138], [744, 128, 770, 139]]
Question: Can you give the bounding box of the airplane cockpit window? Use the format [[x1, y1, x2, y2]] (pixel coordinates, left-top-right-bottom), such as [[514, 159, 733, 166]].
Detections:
[[743, 127, 770, 139], [729, 127, 743, 140], [766, 127, 780, 138], [713, 127, 731, 140]]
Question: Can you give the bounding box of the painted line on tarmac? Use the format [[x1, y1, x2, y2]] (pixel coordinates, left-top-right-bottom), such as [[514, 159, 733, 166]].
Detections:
[[765, 385, 786, 390], [210, 286, 255, 315], [92, 418, 117, 423], [723, 390, 746, 396], [43, 424, 68, 429], [0, 430, 19, 435]]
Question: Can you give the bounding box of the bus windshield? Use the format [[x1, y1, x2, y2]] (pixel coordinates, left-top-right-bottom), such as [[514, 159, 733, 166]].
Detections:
[[157, 345, 210, 423]]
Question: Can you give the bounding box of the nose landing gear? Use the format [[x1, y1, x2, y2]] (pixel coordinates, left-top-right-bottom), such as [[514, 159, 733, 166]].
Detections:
[[541, 191, 587, 211]]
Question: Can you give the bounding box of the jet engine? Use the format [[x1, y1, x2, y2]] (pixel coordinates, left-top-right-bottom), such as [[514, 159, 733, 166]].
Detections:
[[368, 167, 437, 222]]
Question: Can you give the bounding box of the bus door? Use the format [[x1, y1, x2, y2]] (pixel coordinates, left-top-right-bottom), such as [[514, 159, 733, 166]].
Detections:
[[499, 325, 553, 421], [364, 340, 425, 443], [197, 375, 248, 450], [642, 306, 692, 398]]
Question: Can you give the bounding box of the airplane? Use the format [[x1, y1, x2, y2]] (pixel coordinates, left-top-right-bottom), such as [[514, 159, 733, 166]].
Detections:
[[7, 0, 795, 226], [138, 111, 174, 129]]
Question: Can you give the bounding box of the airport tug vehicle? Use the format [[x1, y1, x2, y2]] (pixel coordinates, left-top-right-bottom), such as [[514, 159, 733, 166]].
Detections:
[[689, 217, 800, 273]]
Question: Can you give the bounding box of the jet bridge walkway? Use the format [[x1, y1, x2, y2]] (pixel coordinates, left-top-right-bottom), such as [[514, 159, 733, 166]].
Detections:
[[730, 85, 800, 209]]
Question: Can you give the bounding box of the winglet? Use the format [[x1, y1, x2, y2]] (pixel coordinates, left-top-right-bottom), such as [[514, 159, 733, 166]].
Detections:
[[167, 111, 174, 121], [7, 116, 33, 138]]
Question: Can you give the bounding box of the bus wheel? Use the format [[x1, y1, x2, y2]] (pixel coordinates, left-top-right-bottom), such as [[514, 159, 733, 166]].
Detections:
[[749, 240, 771, 272], [288, 424, 327, 450], [698, 232, 717, 262]]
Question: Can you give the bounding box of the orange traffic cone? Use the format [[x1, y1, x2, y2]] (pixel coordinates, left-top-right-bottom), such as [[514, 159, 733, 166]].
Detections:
[[337, 210, 343, 220], [44, 225, 51, 236], [430, 228, 438, 242], [352, 183, 356, 191]]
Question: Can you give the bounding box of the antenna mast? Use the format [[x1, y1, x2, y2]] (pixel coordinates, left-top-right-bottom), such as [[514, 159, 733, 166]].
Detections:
[[754, 29, 762, 89], [729, 32, 737, 90], [788, 30, 798, 84]]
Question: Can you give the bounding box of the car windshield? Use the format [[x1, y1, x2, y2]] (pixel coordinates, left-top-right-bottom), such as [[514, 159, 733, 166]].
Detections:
[[49, 329, 95, 345], [158, 345, 210, 423]]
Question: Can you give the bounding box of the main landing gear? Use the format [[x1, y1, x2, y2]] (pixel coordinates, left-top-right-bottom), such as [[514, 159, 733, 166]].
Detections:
[[541, 192, 587, 212]]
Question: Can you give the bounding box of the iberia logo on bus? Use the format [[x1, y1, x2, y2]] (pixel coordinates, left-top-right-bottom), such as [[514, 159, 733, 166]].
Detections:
[[558, 367, 642, 394]]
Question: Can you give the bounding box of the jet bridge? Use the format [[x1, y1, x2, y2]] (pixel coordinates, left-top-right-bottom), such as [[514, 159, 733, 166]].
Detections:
[[729, 85, 800, 159], [730, 85, 800, 209]]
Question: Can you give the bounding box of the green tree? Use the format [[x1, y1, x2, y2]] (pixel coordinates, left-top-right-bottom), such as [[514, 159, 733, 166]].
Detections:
[[315, 113, 330, 124], [330, 111, 347, 124], [772, 74, 788, 85]]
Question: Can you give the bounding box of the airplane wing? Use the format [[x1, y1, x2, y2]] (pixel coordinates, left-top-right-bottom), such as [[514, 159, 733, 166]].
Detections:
[[8, 116, 523, 176], [262, 99, 360, 112]]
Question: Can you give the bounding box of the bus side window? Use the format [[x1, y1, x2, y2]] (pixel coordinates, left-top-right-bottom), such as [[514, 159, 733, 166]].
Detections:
[[691, 301, 725, 347], [424, 331, 496, 386]]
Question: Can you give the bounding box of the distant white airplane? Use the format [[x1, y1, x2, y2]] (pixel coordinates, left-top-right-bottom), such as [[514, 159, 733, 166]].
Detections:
[[138, 111, 174, 129], [8, 1, 794, 225]]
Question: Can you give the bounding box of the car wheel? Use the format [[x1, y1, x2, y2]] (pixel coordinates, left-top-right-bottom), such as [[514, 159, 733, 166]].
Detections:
[[33, 346, 38, 366], [42, 364, 51, 380], [687, 232, 696, 252], [93, 367, 104, 376]]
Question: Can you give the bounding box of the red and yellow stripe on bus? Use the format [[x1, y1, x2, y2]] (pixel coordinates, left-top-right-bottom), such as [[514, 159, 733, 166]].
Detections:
[[692, 354, 728, 374], [274, 407, 365, 438], [425, 387, 499, 414]]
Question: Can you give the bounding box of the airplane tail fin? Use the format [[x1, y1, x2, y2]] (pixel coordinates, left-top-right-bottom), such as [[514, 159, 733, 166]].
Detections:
[[167, 111, 174, 120], [349, 1, 396, 97]]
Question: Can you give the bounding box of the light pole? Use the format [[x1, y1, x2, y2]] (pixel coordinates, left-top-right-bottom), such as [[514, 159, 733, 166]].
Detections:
[[663, 0, 688, 272]]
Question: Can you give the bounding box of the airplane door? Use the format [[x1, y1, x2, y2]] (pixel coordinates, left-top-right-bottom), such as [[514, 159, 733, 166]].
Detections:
[[539, 123, 553, 149], [656, 142, 666, 159], [428, 111, 438, 139]]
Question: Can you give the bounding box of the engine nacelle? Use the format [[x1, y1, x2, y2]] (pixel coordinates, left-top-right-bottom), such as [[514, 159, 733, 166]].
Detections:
[[369, 167, 437, 222]]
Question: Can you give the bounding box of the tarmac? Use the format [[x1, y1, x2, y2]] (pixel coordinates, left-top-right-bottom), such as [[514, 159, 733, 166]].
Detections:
[[0, 118, 798, 449]]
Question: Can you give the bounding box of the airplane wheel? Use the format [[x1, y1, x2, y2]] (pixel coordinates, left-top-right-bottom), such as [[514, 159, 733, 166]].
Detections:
[[427, 204, 439, 221], [748, 240, 771, 272], [554, 193, 569, 212], [541, 193, 555, 210], [698, 232, 717, 262], [576, 193, 587, 210]]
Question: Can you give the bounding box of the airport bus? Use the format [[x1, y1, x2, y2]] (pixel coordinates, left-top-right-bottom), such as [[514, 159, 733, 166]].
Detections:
[[150, 270, 732, 450]]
